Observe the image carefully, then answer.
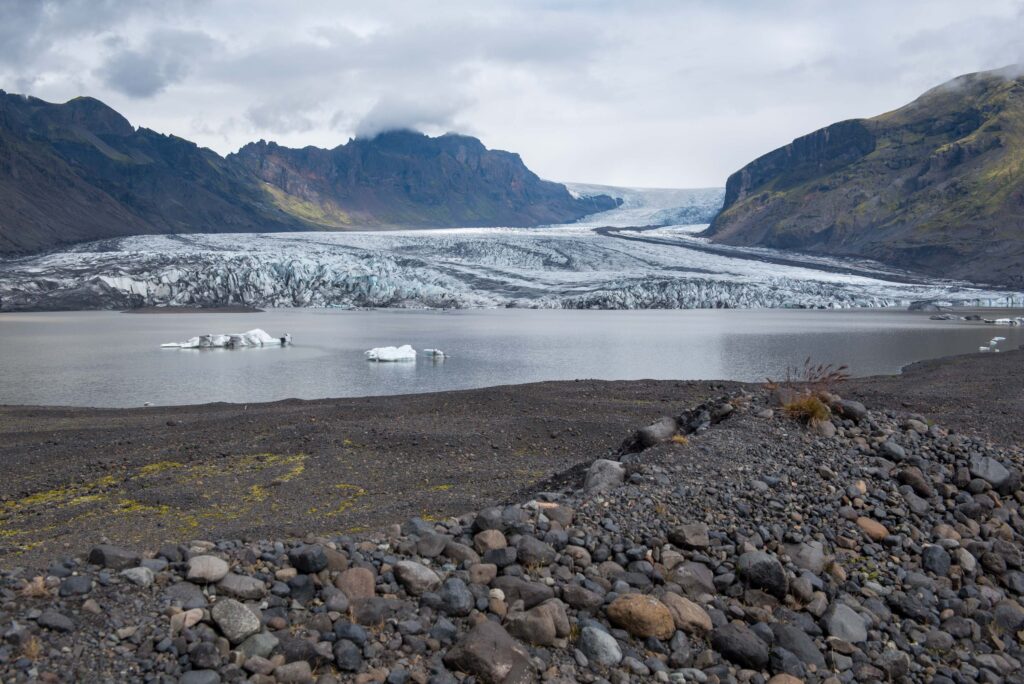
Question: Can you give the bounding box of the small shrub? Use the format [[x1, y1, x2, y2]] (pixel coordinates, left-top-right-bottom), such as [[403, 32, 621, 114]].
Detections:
[[670, 434, 689, 446], [783, 395, 831, 426]]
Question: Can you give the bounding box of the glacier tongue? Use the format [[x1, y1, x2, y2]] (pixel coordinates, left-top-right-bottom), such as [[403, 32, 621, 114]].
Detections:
[[0, 186, 1020, 311]]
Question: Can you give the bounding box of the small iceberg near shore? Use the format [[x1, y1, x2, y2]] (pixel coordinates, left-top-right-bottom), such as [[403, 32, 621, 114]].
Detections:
[[161, 329, 291, 349], [365, 344, 417, 362]]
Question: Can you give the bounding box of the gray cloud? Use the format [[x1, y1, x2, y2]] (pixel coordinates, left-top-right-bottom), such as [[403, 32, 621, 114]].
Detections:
[[97, 29, 217, 98], [1, 0, 1022, 186], [246, 99, 316, 135]]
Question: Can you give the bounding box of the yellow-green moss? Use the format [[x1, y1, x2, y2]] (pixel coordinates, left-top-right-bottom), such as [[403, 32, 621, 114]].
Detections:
[[138, 461, 184, 477]]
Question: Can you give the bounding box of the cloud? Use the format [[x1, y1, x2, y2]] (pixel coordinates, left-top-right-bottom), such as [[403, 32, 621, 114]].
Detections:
[[1, 0, 1023, 186], [246, 99, 316, 135], [353, 95, 470, 138], [97, 29, 216, 98]]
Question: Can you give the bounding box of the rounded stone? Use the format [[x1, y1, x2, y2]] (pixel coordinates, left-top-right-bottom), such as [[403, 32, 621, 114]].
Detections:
[[607, 594, 675, 640]]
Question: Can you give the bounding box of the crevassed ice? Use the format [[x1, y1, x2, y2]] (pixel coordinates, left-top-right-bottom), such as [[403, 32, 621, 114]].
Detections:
[[0, 186, 1020, 311]]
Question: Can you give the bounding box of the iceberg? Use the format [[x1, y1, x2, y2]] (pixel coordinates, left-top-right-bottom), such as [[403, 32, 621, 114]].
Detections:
[[365, 345, 417, 362], [161, 328, 290, 349]]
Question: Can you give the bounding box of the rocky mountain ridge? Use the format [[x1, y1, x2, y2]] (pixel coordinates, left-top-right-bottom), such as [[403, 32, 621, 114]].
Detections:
[[0, 92, 616, 255]]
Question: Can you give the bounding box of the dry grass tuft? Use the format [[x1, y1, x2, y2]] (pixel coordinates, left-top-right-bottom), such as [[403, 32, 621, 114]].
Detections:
[[670, 434, 689, 446], [783, 395, 832, 426], [21, 576, 49, 599], [21, 635, 43, 661], [767, 357, 850, 397]]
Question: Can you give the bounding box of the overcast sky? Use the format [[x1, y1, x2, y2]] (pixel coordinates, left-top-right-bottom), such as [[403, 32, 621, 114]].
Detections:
[[2, 0, 1023, 188]]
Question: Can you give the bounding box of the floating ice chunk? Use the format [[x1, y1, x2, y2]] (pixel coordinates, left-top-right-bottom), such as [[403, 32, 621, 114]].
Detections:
[[161, 328, 289, 349], [423, 348, 446, 358], [991, 337, 1006, 345], [365, 344, 417, 362], [980, 346, 992, 352]]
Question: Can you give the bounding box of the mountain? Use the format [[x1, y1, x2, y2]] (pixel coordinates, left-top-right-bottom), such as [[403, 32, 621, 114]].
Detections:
[[232, 132, 618, 228], [703, 67, 1024, 287], [0, 92, 617, 255], [0, 92, 302, 254]]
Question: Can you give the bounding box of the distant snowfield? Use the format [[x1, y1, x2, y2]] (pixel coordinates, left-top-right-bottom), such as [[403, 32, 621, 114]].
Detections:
[[1, 185, 1021, 311]]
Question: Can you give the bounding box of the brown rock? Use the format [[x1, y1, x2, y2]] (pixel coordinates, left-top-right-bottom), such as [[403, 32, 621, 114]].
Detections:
[[606, 594, 675, 639], [473, 530, 507, 554], [335, 567, 375, 599], [856, 517, 889, 542], [668, 523, 710, 549], [469, 563, 498, 585], [768, 675, 804, 684], [661, 592, 712, 634], [505, 599, 570, 646]]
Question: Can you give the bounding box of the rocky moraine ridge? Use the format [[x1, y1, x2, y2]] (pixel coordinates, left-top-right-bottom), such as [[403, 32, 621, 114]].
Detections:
[[2, 386, 1024, 684]]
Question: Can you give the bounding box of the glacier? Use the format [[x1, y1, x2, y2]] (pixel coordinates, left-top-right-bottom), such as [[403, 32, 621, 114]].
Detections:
[[0, 185, 1021, 311]]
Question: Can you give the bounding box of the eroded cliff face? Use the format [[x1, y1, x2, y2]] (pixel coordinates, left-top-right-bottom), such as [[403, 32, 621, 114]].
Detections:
[[0, 93, 617, 255], [705, 68, 1024, 287]]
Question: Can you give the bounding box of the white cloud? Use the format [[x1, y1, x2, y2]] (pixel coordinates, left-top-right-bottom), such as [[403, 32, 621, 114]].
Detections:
[[0, 0, 1022, 186]]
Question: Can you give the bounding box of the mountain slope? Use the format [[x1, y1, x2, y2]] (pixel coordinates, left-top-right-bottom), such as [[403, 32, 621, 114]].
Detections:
[[232, 132, 618, 228], [704, 67, 1024, 287], [0, 92, 617, 255], [0, 93, 303, 253]]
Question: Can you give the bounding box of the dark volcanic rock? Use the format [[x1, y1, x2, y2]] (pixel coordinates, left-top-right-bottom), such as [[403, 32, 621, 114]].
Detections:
[[712, 623, 769, 670], [443, 621, 533, 683]]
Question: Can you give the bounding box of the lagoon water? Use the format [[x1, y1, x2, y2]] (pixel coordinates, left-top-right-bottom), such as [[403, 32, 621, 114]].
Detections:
[[1, 308, 1021, 408]]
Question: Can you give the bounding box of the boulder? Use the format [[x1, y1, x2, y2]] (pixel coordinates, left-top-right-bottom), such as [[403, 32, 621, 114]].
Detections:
[[443, 620, 533, 683], [287, 545, 328, 574], [218, 573, 267, 600], [516, 535, 556, 566], [712, 623, 769, 670], [637, 416, 679, 448], [336, 567, 375, 599], [88, 545, 140, 570], [473, 529, 508, 554], [393, 561, 441, 596], [662, 592, 712, 634], [970, 455, 1011, 492], [668, 523, 710, 549], [187, 555, 230, 584], [211, 598, 261, 644], [855, 517, 889, 542], [606, 594, 675, 640], [822, 603, 868, 643], [584, 459, 626, 494], [737, 551, 788, 599], [506, 599, 569, 646], [579, 626, 623, 666]]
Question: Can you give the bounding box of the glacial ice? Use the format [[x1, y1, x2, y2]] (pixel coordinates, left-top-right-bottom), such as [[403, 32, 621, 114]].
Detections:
[[161, 328, 287, 349], [365, 345, 417, 362], [1, 186, 1021, 312]]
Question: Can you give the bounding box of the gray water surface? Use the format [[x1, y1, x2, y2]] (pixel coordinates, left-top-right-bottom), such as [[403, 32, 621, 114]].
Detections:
[[1, 308, 1020, 408]]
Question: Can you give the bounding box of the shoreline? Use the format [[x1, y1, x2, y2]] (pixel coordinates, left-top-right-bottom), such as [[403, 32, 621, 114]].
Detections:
[[2, 348, 1022, 568]]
